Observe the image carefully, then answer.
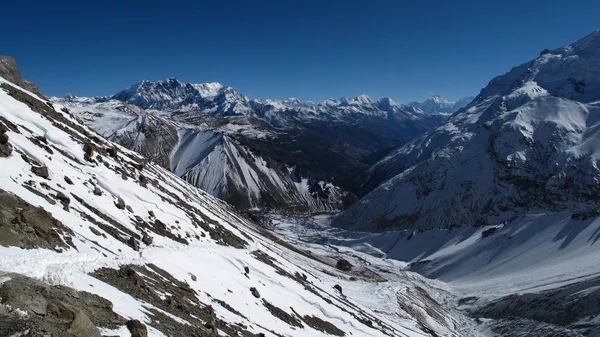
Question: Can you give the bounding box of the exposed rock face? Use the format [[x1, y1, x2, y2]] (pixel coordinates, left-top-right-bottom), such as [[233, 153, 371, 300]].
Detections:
[[0, 56, 44, 98], [0, 273, 124, 337]]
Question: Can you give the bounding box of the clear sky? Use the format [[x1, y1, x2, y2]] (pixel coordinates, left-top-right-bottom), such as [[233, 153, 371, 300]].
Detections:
[[3, 0, 599, 102]]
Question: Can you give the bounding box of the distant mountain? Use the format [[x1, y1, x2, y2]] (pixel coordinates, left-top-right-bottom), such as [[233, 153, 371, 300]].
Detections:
[[54, 81, 444, 213], [408, 95, 474, 114], [334, 29, 600, 231]]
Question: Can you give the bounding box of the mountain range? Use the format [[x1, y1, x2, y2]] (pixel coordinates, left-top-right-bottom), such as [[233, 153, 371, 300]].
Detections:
[[407, 95, 474, 114], [334, 29, 600, 231], [53, 80, 448, 214], [3, 26, 600, 337]]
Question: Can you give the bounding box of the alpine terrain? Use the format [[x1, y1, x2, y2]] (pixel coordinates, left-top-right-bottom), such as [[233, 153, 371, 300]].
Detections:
[[407, 95, 474, 115], [0, 57, 477, 336], [326, 29, 600, 336], [3, 17, 600, 337], [52, 81, 443, 214]]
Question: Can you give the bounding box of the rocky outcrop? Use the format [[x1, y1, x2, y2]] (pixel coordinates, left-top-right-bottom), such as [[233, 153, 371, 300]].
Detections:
[[0, 273, 124, 337], [0, 56, 44, 98]]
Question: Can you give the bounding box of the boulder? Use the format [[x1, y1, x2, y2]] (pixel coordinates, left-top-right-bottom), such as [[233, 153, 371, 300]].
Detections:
[[126, 319, 148, 337], [31, 166, 49, 178], [335, 258, 353, 272], [67, 310, 101, 337]]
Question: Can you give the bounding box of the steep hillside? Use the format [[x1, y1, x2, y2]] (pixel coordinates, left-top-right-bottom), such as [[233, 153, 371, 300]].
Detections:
[[0, 69, 468, 336], [334, 29, 600, 231]]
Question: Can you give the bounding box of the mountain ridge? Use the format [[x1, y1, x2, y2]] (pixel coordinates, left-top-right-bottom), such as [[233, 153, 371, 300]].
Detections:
[[333, 28, 600, 231], [54, 80, 444, 214]]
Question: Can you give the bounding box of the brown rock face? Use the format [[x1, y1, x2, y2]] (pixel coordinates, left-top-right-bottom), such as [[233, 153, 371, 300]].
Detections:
[[0, 56, 44, 98]]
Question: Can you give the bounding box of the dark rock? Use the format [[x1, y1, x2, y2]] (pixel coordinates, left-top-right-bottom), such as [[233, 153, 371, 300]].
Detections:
[[127, 237, 140, 251], [250, 287, 260, 298], [139, 174, 147, 188], [31, 166, 49, 178], [106, 147, 118, 158], [335, 258, 353, 272], [126, 205, 134, 213], [93, 185, 102, 196], [21, 207, 52, 234], [0, 273, 122, 337], [189, 273, 197, 281], [83, 142, 95, 162], [0, 142, 12, 157], [244, 266, 250, 274], [64, 176, 74, 185], [115, 197, 126, 209], [56, 191, 70, 205], [67, 309, 101, 337], [89, 227, 102, 236], [125, 319, 148, 337], [0, 56, 44, 97], [148, 210, 155, 218], [0, 132, 8, 145], [141, 234, 153, 245], [333, 284, 343, 294]]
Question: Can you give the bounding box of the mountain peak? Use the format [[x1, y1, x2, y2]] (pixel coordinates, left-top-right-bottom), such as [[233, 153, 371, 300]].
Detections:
[[356, 93, 372, 103], [407, 95, 472, 114]]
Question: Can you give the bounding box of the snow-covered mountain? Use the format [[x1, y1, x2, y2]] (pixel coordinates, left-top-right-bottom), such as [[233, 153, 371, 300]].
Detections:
[[408, 95, 474, 114], [335, 29, 600, 231], [54, 80, 443, 214], [0, 64, 473, 336]]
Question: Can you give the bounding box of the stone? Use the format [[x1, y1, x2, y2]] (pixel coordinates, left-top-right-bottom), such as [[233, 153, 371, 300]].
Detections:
[[21, 207, 52, 234], [67, 310, 101, 337], [126, 205, 134, 213], [244, 266, 250, 274], [106, 147, 118, 158], [250, 287, 260, 299], [93, 186, 102, 196], [127, 237, 139, 251], [89, 227, 102, 236], [115, 197, 126, 210], [31, 166, 49, 178], [125, 319, 148, 337], [64, 176, 74, 185], [83, 142, 94, 162], [139, 174, 147, 188], [55, 191, 70, 205], [141, 234, 153, 245], [335, 258, 353, 272], [333, 284, 342, 294], [189, 273, 197, 282], [0, 142, 12, 157]]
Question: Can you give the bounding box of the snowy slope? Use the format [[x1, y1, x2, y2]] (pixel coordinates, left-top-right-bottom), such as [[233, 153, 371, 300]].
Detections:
[[335, 29, 600, 231], [0, 75, 467, 336], [269, 210, 600, 336]]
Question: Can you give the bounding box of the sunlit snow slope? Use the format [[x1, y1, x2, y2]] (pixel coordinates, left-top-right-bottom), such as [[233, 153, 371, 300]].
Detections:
[[0, 75, 464, 336]]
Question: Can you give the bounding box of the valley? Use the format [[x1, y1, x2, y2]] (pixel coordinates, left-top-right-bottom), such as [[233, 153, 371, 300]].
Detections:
[[1, 22, 600, 337]]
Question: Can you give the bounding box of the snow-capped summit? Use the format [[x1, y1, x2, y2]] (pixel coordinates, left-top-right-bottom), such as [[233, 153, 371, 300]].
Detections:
[[334, 29, 600, 231], [408, 95, 474, 114], [111, 78, 251, 114]]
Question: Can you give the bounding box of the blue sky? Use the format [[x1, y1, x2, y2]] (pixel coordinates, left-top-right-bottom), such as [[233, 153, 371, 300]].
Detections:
[[3, 0, 599, 102]]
